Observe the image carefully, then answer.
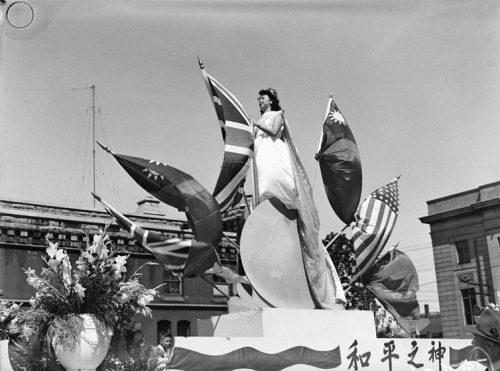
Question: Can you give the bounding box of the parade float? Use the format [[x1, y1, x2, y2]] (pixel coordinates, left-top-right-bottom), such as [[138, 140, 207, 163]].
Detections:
[[0, 61, 481, 370], [89, 60, 476, 370]]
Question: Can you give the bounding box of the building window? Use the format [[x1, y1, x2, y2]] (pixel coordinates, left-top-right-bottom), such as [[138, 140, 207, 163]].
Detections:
[[177, 320, 190, 337], [456, 240, 471, 265], [163, 271, 182, 296], [461, 288, 477, 325], [157, 320, 171, 337]]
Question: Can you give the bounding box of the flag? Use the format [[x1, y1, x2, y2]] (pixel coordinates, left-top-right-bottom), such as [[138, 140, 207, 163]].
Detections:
[[97, 142, 223, 249], [92, 193, 220, 277], [346, 176, 400, 282], [364, 248, 420, 334], [199, 58, 254, 213], [316, 94, 362, 224], [449, 346, 473, 369]]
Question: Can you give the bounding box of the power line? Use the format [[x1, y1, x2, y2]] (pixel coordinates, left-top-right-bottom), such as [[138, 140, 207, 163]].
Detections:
[[6, 86, 93, 91]]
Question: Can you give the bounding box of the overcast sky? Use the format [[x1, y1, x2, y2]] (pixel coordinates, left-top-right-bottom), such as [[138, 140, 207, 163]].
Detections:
[[2, 0, 500, 311]]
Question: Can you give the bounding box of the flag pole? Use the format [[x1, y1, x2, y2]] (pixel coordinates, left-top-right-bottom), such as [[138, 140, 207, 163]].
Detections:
[[251, 142, 259, 208], [242, 189, 252, 215], [222, 233, 240, 254], [312, 94, 333, 189], [323, 224, 349, 251], [200, 275, 230, 299], [91, 85, 96, 208]]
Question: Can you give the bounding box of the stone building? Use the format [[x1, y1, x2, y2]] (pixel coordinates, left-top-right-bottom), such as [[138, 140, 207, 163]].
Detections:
[[420, 181, 500, 338], [0, 197, 242, 344]]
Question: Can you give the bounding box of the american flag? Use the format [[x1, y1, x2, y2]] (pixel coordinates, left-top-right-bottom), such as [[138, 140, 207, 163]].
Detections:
[[346, 176, 400, 282], [199, 58, 253, 213], [92, 193, 220, 277]]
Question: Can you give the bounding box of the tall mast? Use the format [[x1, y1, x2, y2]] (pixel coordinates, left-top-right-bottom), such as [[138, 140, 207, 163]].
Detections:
[[91, 85, 96, 207]]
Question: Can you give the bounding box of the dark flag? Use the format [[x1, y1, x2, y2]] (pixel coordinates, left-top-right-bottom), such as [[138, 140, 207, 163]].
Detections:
[[316, 95, 362, 224], [364, 248, 420, 334], [346, 177, 400, 282], [199, 58, 254, 213], [92, 193, 220, 277], [96, 142, 223, 249], [449, 346, 473, 369]]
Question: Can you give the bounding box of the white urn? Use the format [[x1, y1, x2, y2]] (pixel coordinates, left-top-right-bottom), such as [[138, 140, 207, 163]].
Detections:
[[0, 339, 14, 371], [53, 314, 113, 371]]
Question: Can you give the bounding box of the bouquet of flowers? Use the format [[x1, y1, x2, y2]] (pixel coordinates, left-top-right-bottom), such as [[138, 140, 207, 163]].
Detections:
[[20, 228, 159, 352]]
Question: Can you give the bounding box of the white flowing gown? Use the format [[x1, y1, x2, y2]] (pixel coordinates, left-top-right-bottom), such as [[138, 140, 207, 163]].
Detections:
[[254, 111, 296, 208]]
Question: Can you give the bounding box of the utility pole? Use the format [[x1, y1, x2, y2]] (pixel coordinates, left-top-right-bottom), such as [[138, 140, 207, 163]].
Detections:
[[91, 85, 96, 208]]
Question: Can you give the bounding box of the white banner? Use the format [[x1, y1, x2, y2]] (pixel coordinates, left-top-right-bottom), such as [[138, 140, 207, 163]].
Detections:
[[168, 337, 482, 371]]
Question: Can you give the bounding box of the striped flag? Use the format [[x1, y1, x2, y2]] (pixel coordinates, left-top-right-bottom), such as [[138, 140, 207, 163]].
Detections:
[[92, 193, 220, 277], [199, 58, 254, 213], [346, 176, 400, 282]]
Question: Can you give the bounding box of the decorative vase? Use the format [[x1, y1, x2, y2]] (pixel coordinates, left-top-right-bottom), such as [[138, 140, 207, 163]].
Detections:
[[53, 314, 113, 371], [0, 340, 14, 371]]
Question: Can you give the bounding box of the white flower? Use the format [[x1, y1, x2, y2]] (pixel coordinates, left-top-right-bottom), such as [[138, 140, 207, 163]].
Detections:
[[25, 267, 35, 276], [99, 245, 109, 260], [113, 255, 128, 277], [46, 244, 58, 258], [74, 283, 86, 299], [88, 239, 98, 254], [75, 256, 87, 271], [92, 233, 101, 246], [26, 276, 42, 289], [138, 293, 155, 307], [81, 251, 95, 263], [114, 255, 128, 268], [47, 259, 59, 270], [54, 249, 67, 262]]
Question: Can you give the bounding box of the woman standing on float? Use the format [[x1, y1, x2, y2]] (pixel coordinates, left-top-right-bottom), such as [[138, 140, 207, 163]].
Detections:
[[252, 88, 297, 209], [251, 87, 345, 309]]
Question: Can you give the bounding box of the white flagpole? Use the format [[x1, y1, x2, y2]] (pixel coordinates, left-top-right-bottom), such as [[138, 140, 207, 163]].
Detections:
[[312, 94, 333, 188], [250, 120, 259, 209]]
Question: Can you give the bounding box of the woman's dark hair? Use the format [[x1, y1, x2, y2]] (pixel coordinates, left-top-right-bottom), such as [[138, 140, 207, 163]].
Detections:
[[259, 88, 281, 112]]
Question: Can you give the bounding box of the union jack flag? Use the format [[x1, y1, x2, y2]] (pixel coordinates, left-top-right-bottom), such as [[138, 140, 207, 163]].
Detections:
[[346, 177, 400, 282], [199, 58, 253, 213], [92, 193, 219, 277]]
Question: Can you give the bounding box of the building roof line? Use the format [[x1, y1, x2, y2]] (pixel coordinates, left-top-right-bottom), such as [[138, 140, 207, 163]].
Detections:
[[420, 198, 500, 224], [425, 180, 500, 205]]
